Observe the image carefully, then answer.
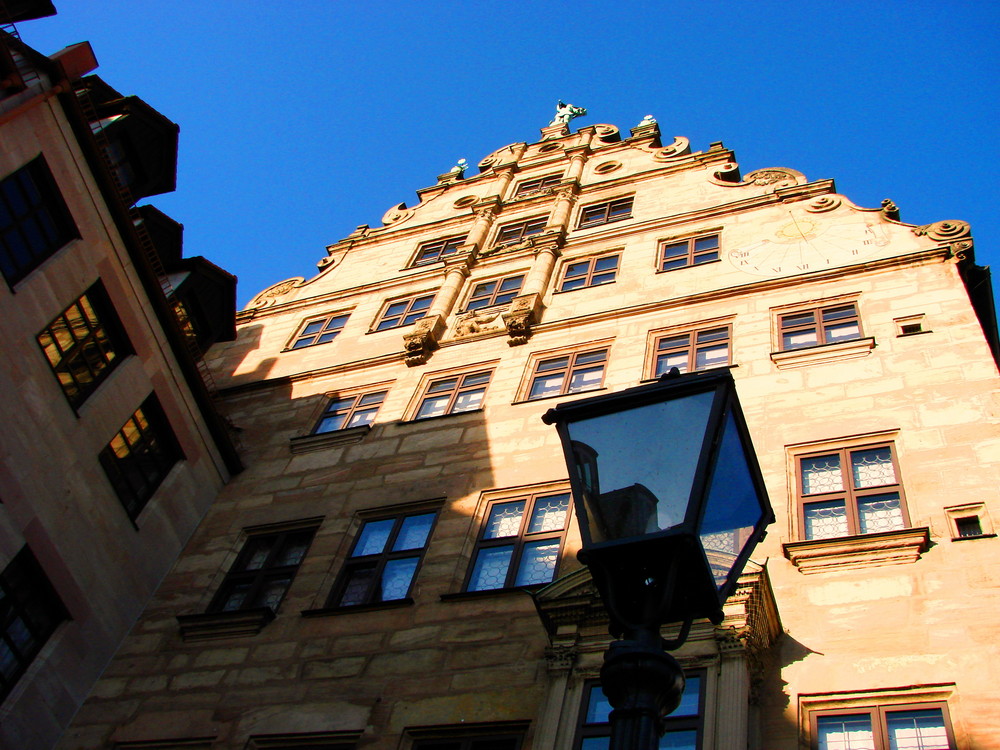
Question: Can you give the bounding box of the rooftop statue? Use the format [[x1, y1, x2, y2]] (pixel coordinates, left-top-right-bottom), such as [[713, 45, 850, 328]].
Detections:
[[637, 114, 657, 127], [550, 100, 587, 127], [449, 158, 468, 175]]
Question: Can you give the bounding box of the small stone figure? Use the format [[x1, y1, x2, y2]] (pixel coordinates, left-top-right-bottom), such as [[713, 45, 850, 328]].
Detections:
[[550, 100, 587, 127], [637, 114, 657, 127], [449, 158, 468, 175]]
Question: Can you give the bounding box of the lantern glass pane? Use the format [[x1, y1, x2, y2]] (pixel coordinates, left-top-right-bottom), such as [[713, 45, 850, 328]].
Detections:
[[699, 410, 764, 589], [568, 390, 715, 542]]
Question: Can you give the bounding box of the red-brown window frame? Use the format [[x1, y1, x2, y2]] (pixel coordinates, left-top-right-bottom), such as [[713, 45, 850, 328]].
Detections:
[[808, 702, 956, 750], [796, 443, 910, 541], [577, 196, 633, 228], [658, 233, 721, 272], [314, 390, 387, 433], [558, 253, 620, 292], [413, 370, 493, 420], [464, 490, 572, 592], [372, 293, 435, 332], [513, 174, 561, 198], [494, 217, 547, 246], [779, 303, 862, 351], [464, 274, 525, 311], [649, 325, 731, 377], [288, 311, 351, 349], [412, 235, 467, 266], [525, 348, 608, 401]]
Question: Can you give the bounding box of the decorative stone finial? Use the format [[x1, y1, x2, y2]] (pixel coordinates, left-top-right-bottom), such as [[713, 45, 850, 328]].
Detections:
[[449, 158, 468, 175], [638, 114, 657, 127], [549, 100, 587, 127]]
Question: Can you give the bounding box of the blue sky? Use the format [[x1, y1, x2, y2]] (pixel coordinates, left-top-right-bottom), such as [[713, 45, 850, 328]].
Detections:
[[18, 1, 1000, 309]]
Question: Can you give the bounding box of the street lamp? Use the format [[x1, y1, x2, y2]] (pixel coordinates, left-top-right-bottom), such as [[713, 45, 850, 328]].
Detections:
[[542, 368, 774, 750]]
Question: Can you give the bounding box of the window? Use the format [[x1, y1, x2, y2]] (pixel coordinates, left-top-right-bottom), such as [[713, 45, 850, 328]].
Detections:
[[514, 174, 561, 197], [495, 218, 546, 247], [811, 704, 954, 750], [0, 156, 78, 285], [36, 282, 132, 408], [575, 673, 703, 750], [314, 390, 387, 433], [577, 197, 633, 228], [98, 394, 183, 521], [526, 349, 608, 400], [780, 303, 861, 350], [288, 312, 350, 349], [413, 235, 466, 265], [466, 491, 570, 591], [651, 326, 730, 376], [0, 547, 68, 702], [373, 293, 435, 332], [559, 253, 619, 292], [414, 370, 492, 419], [208, 526, 317, 613], [328, 510, 437, 608], [798, 444, 908, 540], [659, 234, 720, 271], [465, 275, 524, 311]]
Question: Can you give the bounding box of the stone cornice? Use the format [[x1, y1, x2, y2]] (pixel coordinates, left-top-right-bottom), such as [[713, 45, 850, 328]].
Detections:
[[783, 527, 931, 574]]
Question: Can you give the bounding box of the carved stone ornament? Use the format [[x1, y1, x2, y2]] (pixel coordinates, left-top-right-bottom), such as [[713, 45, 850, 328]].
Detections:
[[544, 645, 578, 672], [502, 294, 539, 346], [453, 310, 504, 338], [593, 123, 621, 142], [382, 202, 414, 226], [912, 219, 972, 243], [745, 168, 799, 187], [246, 277, 305, 310], [880, 199, 900, 222], [478, 143, 520, 172], [403, 316, 441, 366], [650, 136, 691, 161], [712, 165, 805, 190], [805, 194, 844, 213]]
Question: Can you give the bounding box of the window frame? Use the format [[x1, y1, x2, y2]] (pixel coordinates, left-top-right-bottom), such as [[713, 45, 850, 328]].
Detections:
[[412, 235, 467, 266], [0, 156, 79, 287], [463, 274, 525, 312], [493, 217, 547, 247], [809, 701, 956, 750], [778, 302, 863, 351], [372, 292, 436, 332], [557, 252, 620, 293], [207, 524, 319, 615], [657, 233, 721, 272], [313, 389, 388, 434], [577, 196, 633, 229], [326, 507, 440, 610], [413, 369, 494, 420], [98, 394, 183, 521], [574, 671, 705, 750], [513, 174, 561, 198], [463, 489, 572, 593], [0, 546, 68, 703], [287, 311, 351, 350], [796, 442, 910, 541], [523, 347, 609, 402], [649, 324, 732, 377], [36, 280, 133, 409]]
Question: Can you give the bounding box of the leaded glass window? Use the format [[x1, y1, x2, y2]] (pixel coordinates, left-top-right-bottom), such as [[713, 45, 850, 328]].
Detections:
[[798, 444, 908, 541], [466, 492, 570, 591]]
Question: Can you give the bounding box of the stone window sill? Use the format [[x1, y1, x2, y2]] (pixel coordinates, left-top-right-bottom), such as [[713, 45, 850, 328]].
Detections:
[[440, 586, 542, 603], [301, 599, 413, 617], [290, 425, 371, 454], [770, 337, 875, 369], [782, 527, 930, 574], [177, 607, 275, 641]]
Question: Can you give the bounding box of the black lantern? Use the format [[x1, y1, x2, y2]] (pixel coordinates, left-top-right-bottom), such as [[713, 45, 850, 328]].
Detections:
[[543, 368, 773, 632], [542, 369, 774, 750]]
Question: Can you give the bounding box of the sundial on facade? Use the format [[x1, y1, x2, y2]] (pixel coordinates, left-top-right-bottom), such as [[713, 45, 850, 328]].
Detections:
[[728, 208, 891, 277]]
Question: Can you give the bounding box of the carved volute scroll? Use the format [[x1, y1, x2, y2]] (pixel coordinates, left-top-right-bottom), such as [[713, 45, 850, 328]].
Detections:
[[913, 219, 973, 259], [246, 277, 305, 310]]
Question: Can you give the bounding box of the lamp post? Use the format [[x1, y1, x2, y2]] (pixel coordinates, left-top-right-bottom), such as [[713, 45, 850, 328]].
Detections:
[[542, 369, 774, 750]]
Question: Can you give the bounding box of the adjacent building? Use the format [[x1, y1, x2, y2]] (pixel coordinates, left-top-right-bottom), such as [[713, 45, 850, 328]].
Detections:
[[48, 97, 1000, 750], [0, 5, 240, 748]]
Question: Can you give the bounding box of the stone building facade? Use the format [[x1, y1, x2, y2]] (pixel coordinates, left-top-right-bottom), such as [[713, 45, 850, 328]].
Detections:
[[0, 6, 240, 748], [55, 103, 1000, 750]]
